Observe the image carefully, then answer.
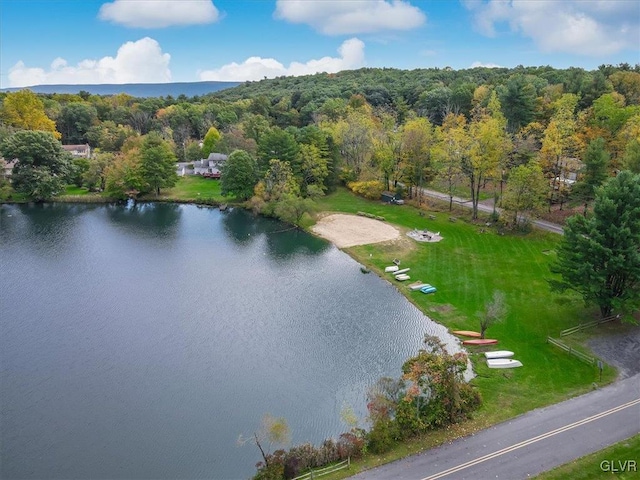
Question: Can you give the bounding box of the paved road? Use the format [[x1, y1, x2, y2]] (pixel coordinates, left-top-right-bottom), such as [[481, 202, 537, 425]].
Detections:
[[420, 188, 565, 235], [350, 373, 640, 480]]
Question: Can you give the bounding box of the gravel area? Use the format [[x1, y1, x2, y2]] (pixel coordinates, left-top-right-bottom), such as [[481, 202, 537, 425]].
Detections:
[[310, 214, 400, 248], [587, 323, 640, 379]]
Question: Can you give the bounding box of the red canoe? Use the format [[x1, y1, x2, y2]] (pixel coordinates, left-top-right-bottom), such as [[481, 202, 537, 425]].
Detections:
[[462, 339, 498, 345], [452, 330, 482, 338]]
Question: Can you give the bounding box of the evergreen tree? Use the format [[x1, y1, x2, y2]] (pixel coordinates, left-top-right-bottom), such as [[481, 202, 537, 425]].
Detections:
[[572, 137, 610, 215], [550, 171, 640, 318]]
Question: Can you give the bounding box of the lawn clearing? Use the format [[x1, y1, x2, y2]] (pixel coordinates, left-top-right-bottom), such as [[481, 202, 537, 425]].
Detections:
[[161, 175, 224, 202], [311, 188, 618, 479]]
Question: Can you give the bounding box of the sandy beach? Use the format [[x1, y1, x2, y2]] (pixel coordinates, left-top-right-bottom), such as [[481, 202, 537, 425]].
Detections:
[[310, 213, 401, 248]]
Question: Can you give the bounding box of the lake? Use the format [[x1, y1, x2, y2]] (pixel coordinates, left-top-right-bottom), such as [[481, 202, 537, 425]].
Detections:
[[0, 202, 465, 479]]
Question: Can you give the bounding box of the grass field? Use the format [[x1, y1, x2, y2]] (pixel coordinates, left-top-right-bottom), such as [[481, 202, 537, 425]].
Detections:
[[534, 434, 640, 479], [311, 188, 618, 478], [159, 175, 224, 203]]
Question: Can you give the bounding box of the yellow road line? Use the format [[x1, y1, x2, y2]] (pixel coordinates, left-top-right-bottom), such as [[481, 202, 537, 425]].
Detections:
[[421, 398, 640, 480]]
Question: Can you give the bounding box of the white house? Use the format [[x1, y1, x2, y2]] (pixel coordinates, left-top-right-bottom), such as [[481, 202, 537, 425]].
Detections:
[[62, 144, 91, 158], [177, 152, 228, 178]]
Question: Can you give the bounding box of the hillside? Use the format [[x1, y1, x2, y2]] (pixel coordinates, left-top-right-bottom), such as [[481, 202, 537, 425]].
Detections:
[[0, 81, 240, 98]]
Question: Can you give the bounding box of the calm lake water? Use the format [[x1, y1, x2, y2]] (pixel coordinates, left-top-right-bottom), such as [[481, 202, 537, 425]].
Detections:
[[0, 202, 465, 480]]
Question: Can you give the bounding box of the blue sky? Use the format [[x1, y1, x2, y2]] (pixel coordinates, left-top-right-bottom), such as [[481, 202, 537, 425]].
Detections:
[[1, 0, 639, 88]]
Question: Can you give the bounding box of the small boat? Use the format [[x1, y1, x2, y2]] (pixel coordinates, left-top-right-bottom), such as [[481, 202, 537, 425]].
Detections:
[[385, 265, 399, 273], [484, 350, 514, 359], [420, 285, 437, 294], [360, 266, 371, 274], [395, 274, 410, 281], [452, 330, 482, 338], [487, 358, 522, 369], [463, 338, 498, 345], [409, 282, 429, 291], [393, 259, 401, 265], [393, 268, 410, 276]]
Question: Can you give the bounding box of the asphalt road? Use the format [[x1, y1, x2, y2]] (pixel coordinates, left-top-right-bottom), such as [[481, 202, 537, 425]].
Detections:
[[420, 188, 565, 235], [350, 373, 640, 480]]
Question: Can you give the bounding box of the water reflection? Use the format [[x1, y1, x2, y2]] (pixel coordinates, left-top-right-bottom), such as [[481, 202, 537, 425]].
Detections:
[[220, 207, 261, 246], [105, 201, 182, 239], [221, 207, 330, 259]]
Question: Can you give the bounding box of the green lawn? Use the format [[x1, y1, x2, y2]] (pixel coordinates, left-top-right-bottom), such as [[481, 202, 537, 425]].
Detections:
[[534, 435, 640, 479], [159, 175, 225, 203], [63, 185, 90, 195], [311, 188, 617, 478]]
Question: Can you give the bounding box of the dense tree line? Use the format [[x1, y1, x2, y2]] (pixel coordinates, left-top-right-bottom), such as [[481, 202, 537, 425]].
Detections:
[[1, 64, 639, 221]]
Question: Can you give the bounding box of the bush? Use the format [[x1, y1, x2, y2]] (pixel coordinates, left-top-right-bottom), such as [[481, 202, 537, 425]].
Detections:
[[367, 419, 402, 454], [347, 180, 385, 200]]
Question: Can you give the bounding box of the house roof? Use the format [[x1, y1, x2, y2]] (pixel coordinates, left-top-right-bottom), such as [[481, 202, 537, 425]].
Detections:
[[62, 144, 90, 151], [206, 153, 227, 162]]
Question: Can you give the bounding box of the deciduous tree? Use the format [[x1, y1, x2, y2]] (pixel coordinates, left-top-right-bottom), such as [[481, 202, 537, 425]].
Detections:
[[139, 132, 178, 197], [220, 149, 258, 200], [0, 130, 69, 200], [1, 90, 60, 138], [502, 161, 546, 228]]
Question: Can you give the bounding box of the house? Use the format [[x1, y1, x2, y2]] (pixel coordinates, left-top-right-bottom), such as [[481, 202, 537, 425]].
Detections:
[[62, 144, 91, 159], [1, 158, 17, 180], [177, 152, 228, 178]]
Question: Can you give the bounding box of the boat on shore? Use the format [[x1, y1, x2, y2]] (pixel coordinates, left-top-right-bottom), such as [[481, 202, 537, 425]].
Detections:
[[395, 274, 410, 281], [393, 268, 410, 276], [463, 338, 498, 345], [487, 358, 522, 369], [409, 282, 429, 290], [385, 265, 399, 273], [420, 285, 437, 294], [452, 330, 482, 338], [484, 350, 514, 359]]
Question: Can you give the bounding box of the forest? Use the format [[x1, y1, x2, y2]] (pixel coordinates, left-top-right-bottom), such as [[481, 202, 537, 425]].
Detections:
[[1, 63, 640, 225]]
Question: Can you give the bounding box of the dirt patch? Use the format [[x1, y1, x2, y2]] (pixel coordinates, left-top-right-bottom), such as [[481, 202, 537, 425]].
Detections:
[[311, 214, 401, 248]]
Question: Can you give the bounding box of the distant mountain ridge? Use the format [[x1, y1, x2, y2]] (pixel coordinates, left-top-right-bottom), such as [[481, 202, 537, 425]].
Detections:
[[0, 81, 241, 98]]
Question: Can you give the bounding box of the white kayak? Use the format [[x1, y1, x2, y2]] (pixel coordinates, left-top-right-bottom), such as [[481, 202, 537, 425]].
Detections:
[[395, 274, 410, 281], [484, 351, 515, 359], [385, 265, 399, 273], [487, 358, 523, 369]]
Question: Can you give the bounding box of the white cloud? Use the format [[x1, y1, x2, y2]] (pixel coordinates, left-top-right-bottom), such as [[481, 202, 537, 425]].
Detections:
[[274, 0, 426, 35], [99, 0, 219, 28], [8, 38, 171, 87], [199, 38, 366, 81], [464, 0, 639, 55], [470, 61, 503, 68]]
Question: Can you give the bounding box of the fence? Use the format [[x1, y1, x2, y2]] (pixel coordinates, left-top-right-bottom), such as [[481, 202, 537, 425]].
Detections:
[[292, 458, 350, 480], [547, 337, 596, 365], [560, 314, 620, 337]]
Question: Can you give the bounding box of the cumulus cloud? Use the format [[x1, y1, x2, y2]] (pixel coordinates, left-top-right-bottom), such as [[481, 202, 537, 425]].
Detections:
[[274, 0, 426, 35], [8, 37, 171, 87], [464, 0, 639, 55], [470, 61, 503, 68], [99, 0, 219, 28], [199, 38, 365, 81]]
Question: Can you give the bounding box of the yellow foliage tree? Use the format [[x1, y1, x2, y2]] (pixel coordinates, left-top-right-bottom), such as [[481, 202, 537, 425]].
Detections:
[[1, 90, 61, 138]]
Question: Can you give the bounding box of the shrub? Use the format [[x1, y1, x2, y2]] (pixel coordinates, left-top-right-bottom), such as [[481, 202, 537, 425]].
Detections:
[[347, 180, 385, 200], [367, 419, 402, 454]]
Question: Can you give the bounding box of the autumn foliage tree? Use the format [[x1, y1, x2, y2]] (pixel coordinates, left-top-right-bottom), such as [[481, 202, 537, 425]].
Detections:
[[1, 90, 60, 138]]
